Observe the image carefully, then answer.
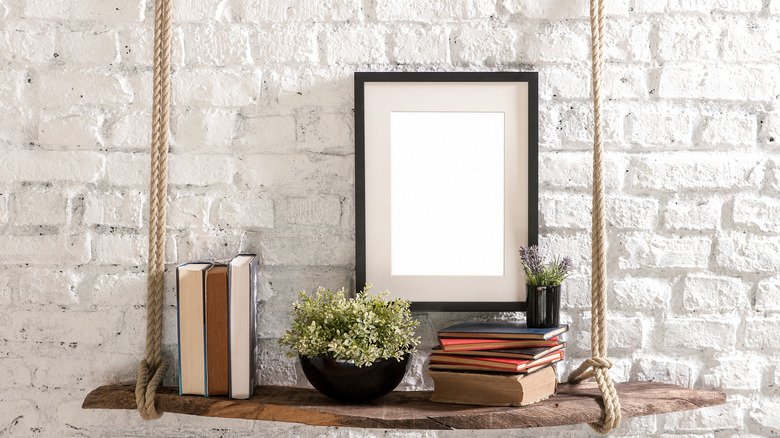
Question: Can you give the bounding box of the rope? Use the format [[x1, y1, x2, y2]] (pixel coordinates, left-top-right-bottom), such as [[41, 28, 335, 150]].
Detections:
[[135, 0, 173, 420], [566, 0, 622, 433]]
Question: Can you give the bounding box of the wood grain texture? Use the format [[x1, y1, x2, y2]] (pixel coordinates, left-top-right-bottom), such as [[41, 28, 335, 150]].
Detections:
[[83, 382, 726, 429]]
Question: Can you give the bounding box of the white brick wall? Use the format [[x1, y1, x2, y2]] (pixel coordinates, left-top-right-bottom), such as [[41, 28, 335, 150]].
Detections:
[[1, 0, 778, 436]]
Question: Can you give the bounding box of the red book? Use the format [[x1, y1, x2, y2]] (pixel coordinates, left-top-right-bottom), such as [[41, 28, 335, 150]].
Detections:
[[439, 337, 560, 352], [429, 350, 564, 373]]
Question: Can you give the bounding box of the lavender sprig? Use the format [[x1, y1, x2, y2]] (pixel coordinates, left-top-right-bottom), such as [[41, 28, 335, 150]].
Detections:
[[519, 246, 573, 286]]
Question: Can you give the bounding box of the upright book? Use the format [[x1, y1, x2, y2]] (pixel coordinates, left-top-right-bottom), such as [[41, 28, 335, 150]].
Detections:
[[205, 264, 229, 396], [228, 254, 258, 399], [176, 262, 213, 396], [438, 321, 569, 340], [428, 365, 558, 406]]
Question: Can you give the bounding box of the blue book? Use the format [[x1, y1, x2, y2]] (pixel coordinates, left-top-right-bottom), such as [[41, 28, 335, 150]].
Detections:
[[437, 322, 568, 340]]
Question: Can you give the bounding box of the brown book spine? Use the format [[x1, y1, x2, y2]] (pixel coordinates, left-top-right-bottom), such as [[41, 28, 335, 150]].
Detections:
[[206, 265, 230, 396]]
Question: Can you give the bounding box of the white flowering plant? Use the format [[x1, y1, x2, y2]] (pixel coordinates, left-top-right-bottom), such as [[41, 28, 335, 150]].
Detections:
[[279, 286, 420, 367]]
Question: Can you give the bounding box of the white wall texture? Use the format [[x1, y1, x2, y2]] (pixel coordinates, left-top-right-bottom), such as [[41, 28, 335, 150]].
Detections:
[[1, 0, 779, 436]]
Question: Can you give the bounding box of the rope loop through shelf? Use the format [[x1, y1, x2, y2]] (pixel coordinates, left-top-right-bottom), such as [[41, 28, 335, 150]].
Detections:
[[136, 0, 173, 421], [565, 0, 622, 433]]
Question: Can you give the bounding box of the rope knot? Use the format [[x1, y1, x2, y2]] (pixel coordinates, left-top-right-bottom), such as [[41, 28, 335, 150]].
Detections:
[[136, 358, 168, 420]]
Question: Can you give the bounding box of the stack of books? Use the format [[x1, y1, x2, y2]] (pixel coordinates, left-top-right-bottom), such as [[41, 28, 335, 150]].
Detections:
[[176, 254, 258, 400], [428, 321, 568, 406]]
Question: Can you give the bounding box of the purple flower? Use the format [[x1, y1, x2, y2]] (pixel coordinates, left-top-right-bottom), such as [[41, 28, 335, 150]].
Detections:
[[558, 256, 572, 276], [519, 245, 544, 277]]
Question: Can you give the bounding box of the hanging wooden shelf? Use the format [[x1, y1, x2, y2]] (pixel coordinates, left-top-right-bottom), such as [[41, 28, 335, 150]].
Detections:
[[83, 381, 725, 429]]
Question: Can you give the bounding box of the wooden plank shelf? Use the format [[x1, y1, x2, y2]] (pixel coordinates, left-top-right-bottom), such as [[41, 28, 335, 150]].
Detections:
[[83, 381, 725, 429]]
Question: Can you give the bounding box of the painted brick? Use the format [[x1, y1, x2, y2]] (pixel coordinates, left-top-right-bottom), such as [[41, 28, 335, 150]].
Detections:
[[526, 21, 590, 63], [392, 26, 449, 64], [664, 197, 721, 231], [216, 198, 275, 229], [234, 115, 297, 151], [559, 104, 624, 146], [539, 193, 591, 229], [607, 196, 658, 230], [682, 274, 751, 313], [171, 0, 229, 22], [659, 63, 780, 102], [15, 269, 83, 306], [636, 357, 695, 388], [770, 160, 780, 192], [183, 24, 252, 66], [8, 309, 123, 344], [261, 232, 354, 266], [168, 154, 234, 186], [173, 108, 235, 151], [0, 22, 56, 64], [0, 192, 8, 224], [13, 191, 68, 226], [539, 233, 591, 271], [38, 112, 103, 148], [618, 232, 711, 269], [0, 358, 33, 388], [662, 318, 738, 351], [281, 195, 341, 226], [627, 111, 694, 148], [733, 195, 780, 233], [180, 232, 247, 261], [375, 0, 496, 21], [454, 26, 516, 65], [603, 65, 649, 99], [0, 151, 104, 184], [560, 275, 590, 309], [717, 232, 780, 273], [538, 65, 590, 100], [722, 18, 780, 63], [116, 27, 154, 67], [240, 154, 352, 191], [612, 277, 672, 310], [505, 0, 587, 18], [168, 195, 212, 229], [24, 0, 144, 21], [326, 26, 386, 65], [59, 30, 118, 64], [634, 0, 762, 13], [237, 0, 361, 23], [0, 401, 39, 436], [82, 191, 144, 228], [629, 153, 764, 191], [539, 152, 624, 190], [0, 69, 26, 106], [295, 109, 352, 151], [656, 17, 718, 61], [39, 71, 133, 108], [703, 355, 765, 390], [700, 114, 757, 147], [103, 152, 148, 187], [87, 271, 146, 307], [255, 26, 318, 64], [0, 235, 90, 265], [94, 234, 145, 265], [750, 397, 780, 431], [744, 317, 780, 349], [172, 68, 263, 107], [107, 112, 151, 149], [756, 277, 780, 312], [575, 316, 643, 350], [605, 18, 652, 62]]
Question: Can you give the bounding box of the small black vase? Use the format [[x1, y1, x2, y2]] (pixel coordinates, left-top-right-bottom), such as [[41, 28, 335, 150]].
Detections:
[[299, 353, 410, 403], [526, 284, 561, 328]]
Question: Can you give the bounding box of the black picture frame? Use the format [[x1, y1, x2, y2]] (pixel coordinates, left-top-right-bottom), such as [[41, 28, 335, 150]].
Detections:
[[355, 72, 539, 312]]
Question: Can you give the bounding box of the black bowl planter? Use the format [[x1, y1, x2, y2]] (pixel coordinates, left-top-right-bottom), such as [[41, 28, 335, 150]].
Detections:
[[299, 353, 410, 403]]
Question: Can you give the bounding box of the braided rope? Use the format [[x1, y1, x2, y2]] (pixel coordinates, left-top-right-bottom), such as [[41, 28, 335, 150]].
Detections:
[[565, 0, 622, 433], [135, 0, 173, 421]]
